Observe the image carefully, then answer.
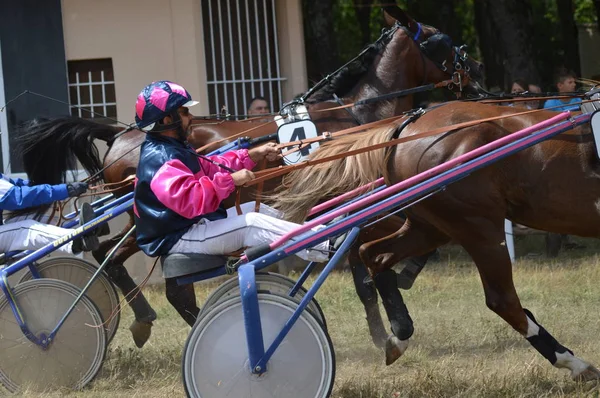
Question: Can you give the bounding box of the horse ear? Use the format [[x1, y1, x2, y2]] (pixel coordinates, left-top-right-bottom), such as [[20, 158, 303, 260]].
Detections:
[[382, 6, 419, 33]]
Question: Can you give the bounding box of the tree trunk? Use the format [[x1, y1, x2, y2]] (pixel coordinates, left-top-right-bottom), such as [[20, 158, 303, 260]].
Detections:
[[474, 0, 541, 91], [473, 1, 504, 90], [352, 0, 375, 46], [302, 0, 339, 84], [556, 0, 581, 76], [594, 0, 600, 36]]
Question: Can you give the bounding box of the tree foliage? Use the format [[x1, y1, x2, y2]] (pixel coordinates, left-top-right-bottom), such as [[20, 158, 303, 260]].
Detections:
[[303, 0, 599, 92]]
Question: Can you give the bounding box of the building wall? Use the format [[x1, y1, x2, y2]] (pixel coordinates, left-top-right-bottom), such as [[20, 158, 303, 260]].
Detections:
[[62, 0, 210, 121], [276, 0, 308, 102], [61, 0, 308, 284]]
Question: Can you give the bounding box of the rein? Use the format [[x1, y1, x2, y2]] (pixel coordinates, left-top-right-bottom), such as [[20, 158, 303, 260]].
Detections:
[[91, 96, 598, 192], [195, 78, 458, 154], [243, 99, 599, 188]]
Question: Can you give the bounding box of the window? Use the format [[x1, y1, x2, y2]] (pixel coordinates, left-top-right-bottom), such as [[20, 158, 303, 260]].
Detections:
[[202, 0, 285, 118], [67, 58, 117, 123]]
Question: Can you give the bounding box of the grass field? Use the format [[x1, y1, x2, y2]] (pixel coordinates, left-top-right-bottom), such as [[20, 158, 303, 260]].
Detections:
[[13, 235, 600, 397]]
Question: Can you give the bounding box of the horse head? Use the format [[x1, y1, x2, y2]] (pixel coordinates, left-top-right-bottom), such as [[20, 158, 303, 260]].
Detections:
[[381, 5, 485, 99]]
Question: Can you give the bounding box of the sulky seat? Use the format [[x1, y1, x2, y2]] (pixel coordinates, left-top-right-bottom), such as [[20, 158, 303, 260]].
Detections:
[[160, 253, 228, 283]]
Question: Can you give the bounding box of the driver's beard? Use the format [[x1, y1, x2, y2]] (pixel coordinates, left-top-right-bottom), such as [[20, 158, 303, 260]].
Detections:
[[177, 125, 189, 142]]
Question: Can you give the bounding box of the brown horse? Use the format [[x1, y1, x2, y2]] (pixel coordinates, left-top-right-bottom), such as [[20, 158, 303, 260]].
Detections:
[[269, 100, 600, 381], [19, 5, 485, 348]]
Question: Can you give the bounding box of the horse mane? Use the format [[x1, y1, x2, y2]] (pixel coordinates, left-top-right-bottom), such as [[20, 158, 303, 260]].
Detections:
[[307, 30, 395, 103], [267, 124, 398, 223], [7, 116, 116, 221]]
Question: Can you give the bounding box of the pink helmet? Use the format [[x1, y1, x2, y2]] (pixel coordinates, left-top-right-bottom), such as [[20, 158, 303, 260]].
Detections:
[[135, 80, 198, 131]]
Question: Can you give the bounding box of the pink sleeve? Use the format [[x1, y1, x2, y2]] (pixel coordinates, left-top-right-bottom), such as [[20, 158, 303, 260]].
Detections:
[[199, 149, 256, 177], [150, 159, 235, 219]]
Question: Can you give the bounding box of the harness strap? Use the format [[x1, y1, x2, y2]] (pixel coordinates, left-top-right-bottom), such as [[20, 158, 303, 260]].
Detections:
[[235, 188, 243, 216], [278, 114, 407, 155], [195, 80, 456, 154], [480, 94, 585, 104], [245, 105, 583, 187], [92, 97, 599, 191], [254, 159, 267, 213], [333, 93, 362, 125]]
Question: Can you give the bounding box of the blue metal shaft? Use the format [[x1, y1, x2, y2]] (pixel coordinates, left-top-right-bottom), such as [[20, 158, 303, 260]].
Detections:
[[62, 193, 132, 228], [1, 199, 133, 347], [289, 261, 317, 297], [239, 264, 265, 372], [248, 115, 590, 268], [63, 193, 114, 219], [49, 224, 137, 343], [254, 227, 360, 371]]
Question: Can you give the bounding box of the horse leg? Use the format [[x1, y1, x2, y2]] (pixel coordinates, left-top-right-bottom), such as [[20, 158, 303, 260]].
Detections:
[[348, 244, 388, 348], [545, 233, 562, 257], [459, 217, 600, 381], [165, 278, 200, 327], [92, 216, 157, 348], [396, 250, 436, 290], [359, 218, 450, 364], [350, 216, 415, 349]]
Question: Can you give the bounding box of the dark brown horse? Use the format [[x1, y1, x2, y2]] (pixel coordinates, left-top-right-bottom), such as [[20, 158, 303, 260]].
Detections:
[[19, 5, 485, 348], [269, 100, 600, 381]]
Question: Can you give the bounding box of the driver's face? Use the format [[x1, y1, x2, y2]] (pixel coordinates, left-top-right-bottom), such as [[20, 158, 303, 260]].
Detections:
[[178, 107, 194, 132]]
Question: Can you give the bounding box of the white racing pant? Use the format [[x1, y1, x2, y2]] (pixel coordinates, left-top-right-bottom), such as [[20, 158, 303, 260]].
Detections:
[[169, 202, 329, 262], [0, 219, 73, 254]]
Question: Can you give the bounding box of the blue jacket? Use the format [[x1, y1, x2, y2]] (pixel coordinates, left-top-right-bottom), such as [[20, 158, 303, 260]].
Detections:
[[543, 98, 581, 112], [133, 134, 255, 257], [0, 174, 69, 222]]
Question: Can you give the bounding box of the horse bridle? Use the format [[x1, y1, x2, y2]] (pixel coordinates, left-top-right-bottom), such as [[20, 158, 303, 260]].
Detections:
[[406, 23, 472, 94], [308, 21, 473, 125]]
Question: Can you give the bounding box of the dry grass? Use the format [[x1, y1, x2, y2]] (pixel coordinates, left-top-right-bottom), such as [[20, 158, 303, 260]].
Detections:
[[10, 236, 600, 397]]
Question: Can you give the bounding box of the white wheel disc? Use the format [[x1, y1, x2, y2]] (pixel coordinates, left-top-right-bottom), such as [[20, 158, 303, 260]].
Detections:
[[183, 293, 335, 398], [0, 279, 106, 393], [201, 272, 326, 327], [18, 256, 120, 343]]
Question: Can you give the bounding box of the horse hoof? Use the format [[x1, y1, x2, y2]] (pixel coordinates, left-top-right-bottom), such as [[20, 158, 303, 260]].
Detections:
[[130, 319, 153, 348], [573, 365, 600, 382], [385, 335, 409, 365], [371, 333, 388, 349]]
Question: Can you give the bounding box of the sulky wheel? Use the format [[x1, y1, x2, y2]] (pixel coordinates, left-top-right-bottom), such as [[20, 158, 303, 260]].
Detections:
[[201, 272, 326, 328], [0, 279, 106, 393], [183, 293, 335, 398], [18, 256, 120, 343]]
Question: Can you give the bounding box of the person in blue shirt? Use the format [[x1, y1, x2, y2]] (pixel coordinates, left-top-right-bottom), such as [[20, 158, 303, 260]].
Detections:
[[0, 174, 98, 254], [543, 69, 581, 112]]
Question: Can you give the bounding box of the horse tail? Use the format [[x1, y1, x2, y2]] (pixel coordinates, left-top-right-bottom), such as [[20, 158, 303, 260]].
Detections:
[[267, 124, 397, 223], [5, 117, 116, 221], [18, 116, 116, 185]]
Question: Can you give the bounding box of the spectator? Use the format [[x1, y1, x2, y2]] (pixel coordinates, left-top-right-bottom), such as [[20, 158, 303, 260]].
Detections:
[[510, 78, 529, 94], [543, 70, 585, 252], [507, 78, 534, 109], [543, 69, 581, 111], [247, 96, 270, 116]]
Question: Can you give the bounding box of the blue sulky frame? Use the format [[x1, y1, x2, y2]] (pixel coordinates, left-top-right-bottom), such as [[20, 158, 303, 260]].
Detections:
[[0, 114, 590, 367], [234, 112, 591, 375], [0, 135, 260, 350], [0, 197, 133, 349]]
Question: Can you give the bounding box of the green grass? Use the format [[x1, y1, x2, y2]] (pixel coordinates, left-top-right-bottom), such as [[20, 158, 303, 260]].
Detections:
[[11, 236, 600, 397]]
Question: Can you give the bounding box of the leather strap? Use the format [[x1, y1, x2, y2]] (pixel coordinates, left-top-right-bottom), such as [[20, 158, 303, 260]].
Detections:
[[245, 106, 572, 187], [254, 159, 267, 212]]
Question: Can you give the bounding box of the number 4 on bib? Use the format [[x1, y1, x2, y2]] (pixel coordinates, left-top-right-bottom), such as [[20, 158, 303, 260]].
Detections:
[[276, 120, 321, 165]]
